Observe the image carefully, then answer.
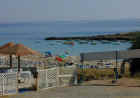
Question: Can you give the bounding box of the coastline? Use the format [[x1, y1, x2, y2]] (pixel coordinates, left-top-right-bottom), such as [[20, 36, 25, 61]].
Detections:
[[45, 32, 139, 41]]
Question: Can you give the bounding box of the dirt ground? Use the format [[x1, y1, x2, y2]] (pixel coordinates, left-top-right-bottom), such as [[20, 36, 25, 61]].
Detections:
[[2, 78, 140, 98], [9, 86, 140, 98], [81, 78, 140, 87]]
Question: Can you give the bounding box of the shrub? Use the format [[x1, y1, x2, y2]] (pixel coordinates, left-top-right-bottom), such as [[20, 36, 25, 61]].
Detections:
[[77, 68, 115, 82], [130, 32, 140, 49]]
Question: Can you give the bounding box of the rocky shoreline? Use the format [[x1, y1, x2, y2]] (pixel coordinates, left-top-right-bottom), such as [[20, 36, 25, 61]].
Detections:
[[45, 32, 139, 41]]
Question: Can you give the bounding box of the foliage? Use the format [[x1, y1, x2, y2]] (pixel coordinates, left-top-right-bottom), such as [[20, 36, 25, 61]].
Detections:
[[77, 68, 115, 82], [77, 67, 132, 82], [133, 73, 140, 79], [130, 32, 140, 49]]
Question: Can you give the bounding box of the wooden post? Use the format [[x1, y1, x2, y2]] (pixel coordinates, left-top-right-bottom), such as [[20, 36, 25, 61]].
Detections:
[[74, 64, 78, 85], [10, 55, 12, 68], [46, 69, 48, 88], [116, 50, 118, 68], [115, 50, 118, 80], [120, 60, 125, 75], [56, 66, 60, 87], [16, 72, 19, 93], [2, 74, 4, 96], [80, 53, 84, 65], [35, 73, 38, 91], [18, 56, 20, 72], [80, 53, 84, 72]]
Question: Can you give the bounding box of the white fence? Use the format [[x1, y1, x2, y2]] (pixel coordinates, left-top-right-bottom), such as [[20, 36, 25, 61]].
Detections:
[[0, 71, 33, 96], [0, 65, 77, 96], [18, 71, 33, 89], [0, 72, 17, 96], [38, 66, 77, 90], [58, 66, 77, 87], [38, 67, 58, 90]]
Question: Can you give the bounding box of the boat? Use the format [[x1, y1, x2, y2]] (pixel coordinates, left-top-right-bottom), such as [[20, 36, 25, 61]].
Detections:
[[49, 43, 55, 46], [56, 40, 63, 43], [100, 40, 111, 44], [63, 41, 74, 45], [74, 40, 80, 42], [112, 41, 121, 45], [35, 40, 41, 43], [90, 42, 96, 45], [78, 40, 89, 44], [119, 40, 128, 43]]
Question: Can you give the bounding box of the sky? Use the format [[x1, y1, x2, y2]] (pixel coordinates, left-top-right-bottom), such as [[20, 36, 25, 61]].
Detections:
[[1, 0, 140, 23]]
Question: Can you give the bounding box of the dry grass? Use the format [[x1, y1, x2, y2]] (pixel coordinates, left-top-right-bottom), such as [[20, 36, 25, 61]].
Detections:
[[0, 96, 9, 98], [77, 68, 115, 81], [118, 78, 140, 87], [77, 67, 131, 82]]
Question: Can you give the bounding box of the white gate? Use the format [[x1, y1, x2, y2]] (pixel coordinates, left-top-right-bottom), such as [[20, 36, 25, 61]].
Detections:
[[38, 67, 57, 90], [47, 67, 57, 88], [18, 71, 33, 89], [0, 74, 3, 96], [38, 70, 47, 89], [58, 66, 77, 87], [0, 72, 17, 96]]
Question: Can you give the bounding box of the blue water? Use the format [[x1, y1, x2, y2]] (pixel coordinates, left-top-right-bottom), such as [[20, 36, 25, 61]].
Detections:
[[0, 19, 139, 56]]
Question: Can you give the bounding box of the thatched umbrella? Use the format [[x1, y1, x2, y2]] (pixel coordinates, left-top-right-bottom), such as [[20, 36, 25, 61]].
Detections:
[[0, 42, 15, 49], [7, 44, 39, 72], [0, 42, 15, 68]]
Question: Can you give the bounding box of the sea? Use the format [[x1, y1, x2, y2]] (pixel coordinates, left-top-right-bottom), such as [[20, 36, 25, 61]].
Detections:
[[0, 19, 140, 56]]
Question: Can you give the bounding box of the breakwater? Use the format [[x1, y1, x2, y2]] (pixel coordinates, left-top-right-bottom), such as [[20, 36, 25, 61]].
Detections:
[[45, 32, 138, 41]]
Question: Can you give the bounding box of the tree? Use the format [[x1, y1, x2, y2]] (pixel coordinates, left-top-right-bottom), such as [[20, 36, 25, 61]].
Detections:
[[130, 33, 140, 49]]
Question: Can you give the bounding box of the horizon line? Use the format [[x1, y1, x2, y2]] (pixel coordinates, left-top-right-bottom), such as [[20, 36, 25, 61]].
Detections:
[[0, 18, 140, 24]]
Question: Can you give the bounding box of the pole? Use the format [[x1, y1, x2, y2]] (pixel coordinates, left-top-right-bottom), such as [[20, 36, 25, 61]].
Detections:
[[80, 53, 84, 65], [10, 55, 12, 68], [35, 72, 38, 91], [18, 56, 20, 72], [115, 50, 118, 80], [74, 64, 78, 85], [56, 66, 60, 87], [80, 53, 84, 83], [80, 53, 84, 70], [116, 50, 118, 68]]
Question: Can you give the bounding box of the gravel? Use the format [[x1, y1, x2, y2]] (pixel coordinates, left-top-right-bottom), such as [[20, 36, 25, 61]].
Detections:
[[11, 86, 140, 98]]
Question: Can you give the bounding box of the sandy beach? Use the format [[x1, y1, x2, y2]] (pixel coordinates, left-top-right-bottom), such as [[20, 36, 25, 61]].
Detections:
[[9, 83, 140, 98], [2, 78, 140, 98]]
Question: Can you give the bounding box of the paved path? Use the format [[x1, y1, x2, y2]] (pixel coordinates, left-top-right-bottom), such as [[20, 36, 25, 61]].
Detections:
[[11, 86, 140, 98]]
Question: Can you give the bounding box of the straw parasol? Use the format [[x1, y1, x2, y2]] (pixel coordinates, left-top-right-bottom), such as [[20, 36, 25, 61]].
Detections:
[[9, 44, 38, 56], [0, 42, 15, 49], [0, 42, 15, 68], [0, 43, 39, 72], [7, 44, 39, 72]]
